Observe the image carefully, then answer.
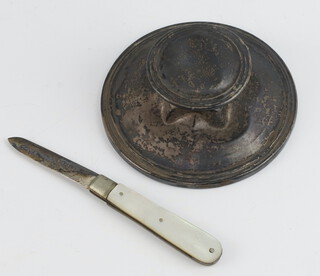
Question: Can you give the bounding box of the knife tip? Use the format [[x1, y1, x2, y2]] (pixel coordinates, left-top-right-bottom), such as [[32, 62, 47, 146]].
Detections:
[[8, 137, 15, 144], [8, 137, 24, 147]]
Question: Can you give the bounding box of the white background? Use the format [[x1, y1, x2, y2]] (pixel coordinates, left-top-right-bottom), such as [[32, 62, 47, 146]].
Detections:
[[1, 0, 319, 275]]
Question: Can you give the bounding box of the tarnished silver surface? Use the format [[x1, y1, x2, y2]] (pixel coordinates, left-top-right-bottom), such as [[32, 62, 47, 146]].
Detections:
[[102, 22, 297, 188], [8, 137, 98, 188]]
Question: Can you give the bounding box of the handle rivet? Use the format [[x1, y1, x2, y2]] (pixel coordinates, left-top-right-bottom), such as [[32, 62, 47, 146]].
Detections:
[[119, 192, 124, 196], [159, 218, 163, 222], [209, 248, 214, 253]]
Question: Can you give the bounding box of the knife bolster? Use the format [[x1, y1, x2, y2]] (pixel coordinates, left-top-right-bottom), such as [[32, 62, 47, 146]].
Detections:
[[89, 175, 117, 200]]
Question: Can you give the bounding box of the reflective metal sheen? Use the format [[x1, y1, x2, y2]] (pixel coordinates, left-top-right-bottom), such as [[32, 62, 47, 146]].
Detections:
[[101, 22, 297, 188], [8, 137, 98, 188]]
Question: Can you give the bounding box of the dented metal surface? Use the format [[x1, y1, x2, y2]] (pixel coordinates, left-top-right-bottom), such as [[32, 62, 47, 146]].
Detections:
[[101, 22, 297, 188]]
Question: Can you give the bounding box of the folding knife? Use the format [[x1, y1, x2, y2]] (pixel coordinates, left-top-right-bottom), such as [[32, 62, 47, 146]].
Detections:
[[8, 137, 222, 265]]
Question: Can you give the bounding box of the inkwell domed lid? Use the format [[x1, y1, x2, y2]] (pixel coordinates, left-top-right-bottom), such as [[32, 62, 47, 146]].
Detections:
[[101, 22, 297, 188]]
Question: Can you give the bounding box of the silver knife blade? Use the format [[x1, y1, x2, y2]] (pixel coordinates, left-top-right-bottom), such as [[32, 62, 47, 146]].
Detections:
[[8, 137, 98, 188]]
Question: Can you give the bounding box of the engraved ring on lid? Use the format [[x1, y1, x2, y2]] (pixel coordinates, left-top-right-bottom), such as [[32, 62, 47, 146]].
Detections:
[[147, 25, 252, 110], [101, 22, 297, 188]]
